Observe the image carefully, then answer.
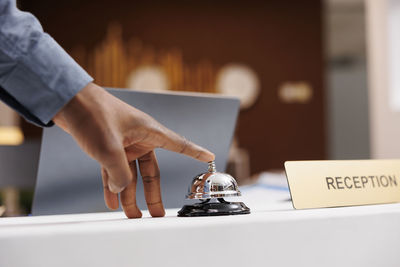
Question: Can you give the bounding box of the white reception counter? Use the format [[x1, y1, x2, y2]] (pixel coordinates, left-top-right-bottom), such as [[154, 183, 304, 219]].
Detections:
[[1, 202, 400, 267], [1, 175, 399, 267]]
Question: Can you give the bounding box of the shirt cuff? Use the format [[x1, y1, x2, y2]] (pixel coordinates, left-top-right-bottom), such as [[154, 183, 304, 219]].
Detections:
[[1, 33, 93, 125]]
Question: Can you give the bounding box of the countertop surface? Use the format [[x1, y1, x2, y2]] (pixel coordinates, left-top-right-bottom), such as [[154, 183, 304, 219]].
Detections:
[[1, 173, 400, 267]]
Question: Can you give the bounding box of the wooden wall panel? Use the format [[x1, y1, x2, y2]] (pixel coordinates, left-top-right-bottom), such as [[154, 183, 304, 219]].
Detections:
[[21, 0, 325, 173]]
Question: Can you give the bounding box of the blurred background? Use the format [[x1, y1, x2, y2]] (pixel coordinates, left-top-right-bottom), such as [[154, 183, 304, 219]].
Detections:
[[0, 0, 397, 216]]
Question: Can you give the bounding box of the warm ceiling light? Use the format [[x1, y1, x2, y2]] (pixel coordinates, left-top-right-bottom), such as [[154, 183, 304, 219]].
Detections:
[[216, 64, 260, 109], [126, 65, 169, 92], [0, 126, 24, 146]]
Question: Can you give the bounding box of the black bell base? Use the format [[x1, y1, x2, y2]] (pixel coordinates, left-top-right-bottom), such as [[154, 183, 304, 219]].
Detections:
[[177, 198, 250, 217]]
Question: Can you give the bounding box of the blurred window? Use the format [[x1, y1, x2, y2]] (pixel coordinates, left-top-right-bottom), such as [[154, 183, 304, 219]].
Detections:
[[389, 0, 400, 111]]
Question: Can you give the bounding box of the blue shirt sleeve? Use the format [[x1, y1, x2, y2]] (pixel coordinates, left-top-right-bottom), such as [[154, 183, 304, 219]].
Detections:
[[0, 0, 93, 127]]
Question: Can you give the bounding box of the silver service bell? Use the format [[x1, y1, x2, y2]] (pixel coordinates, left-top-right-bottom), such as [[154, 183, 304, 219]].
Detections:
[[186, 161, 241, 199], [177, 161, 250, 217]]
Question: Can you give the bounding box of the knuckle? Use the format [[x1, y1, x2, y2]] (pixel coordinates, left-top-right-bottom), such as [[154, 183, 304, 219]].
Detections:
[[179, 138, 189, 154], [142, 174, 160, 184], [139, 152, 152, 162], [152, 125, 164, 136], [194, 150, 204, 160], [122, 200, 137, 207]]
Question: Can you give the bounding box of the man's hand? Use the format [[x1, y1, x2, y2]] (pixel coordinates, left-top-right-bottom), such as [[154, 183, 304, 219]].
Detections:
[[53, 83, 215, 218]]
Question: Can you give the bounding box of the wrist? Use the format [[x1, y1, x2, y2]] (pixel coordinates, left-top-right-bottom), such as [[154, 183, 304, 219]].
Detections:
[[53, 82, 101, 130]]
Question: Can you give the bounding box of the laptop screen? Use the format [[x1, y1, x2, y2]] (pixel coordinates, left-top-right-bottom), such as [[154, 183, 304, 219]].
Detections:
[[32, 89, 239, 215]]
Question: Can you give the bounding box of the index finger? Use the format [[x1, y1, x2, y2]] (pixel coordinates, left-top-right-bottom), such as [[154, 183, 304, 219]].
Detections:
[[159, 129, 215, 162]]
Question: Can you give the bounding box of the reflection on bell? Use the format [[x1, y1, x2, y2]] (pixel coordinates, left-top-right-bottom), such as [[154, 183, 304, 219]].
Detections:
[[177, 161, 250, 217]]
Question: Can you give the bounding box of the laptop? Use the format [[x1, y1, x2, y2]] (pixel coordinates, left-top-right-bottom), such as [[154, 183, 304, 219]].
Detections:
[[32, 88, 239, 215]]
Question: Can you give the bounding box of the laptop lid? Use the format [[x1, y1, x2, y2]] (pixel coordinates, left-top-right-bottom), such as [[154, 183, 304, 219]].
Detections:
[[32, 89, 239, 215]]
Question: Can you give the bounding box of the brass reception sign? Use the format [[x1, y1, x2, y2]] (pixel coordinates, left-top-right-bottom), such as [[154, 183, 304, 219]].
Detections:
[[284, 160, 400, 209]]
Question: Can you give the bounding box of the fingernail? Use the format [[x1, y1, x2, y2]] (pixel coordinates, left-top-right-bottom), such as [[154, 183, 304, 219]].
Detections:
[[201, 151, 215, 162]]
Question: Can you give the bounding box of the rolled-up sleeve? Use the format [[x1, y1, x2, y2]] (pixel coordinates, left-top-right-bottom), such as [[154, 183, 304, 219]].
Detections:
[[0, 0, 93, 127]]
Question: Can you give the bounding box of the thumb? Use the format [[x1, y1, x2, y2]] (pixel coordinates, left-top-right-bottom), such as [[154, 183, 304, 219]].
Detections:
[[102, 146, 132, 193]]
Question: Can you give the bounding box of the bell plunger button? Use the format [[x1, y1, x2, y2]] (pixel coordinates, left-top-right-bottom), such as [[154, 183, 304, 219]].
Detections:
[[177, 161, 250, 217]]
